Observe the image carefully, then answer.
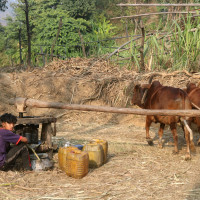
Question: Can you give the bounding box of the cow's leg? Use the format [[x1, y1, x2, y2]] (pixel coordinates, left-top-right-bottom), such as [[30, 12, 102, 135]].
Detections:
[[146, 117, 153, 145], [196, 117, 200, 145], [183, 126, 192, 160], [158, 123, 165, 148], [197, 126, 200, 145], [169, 123, 179, 154]]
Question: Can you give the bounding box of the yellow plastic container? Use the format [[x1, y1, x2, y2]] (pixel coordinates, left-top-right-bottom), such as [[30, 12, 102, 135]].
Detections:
[[83, 143, 104, 168], [58, 147, 65, 170], [92, 139, 108, 163], [65, 149, 89, 179], [58, 146, 78, 171]]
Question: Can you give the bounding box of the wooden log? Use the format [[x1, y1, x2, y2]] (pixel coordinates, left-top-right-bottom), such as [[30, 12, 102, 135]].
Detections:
[[8, 97, 200, 117]]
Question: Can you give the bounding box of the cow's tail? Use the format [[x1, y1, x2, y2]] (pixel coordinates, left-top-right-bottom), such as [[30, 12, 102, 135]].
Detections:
[[182, 119, 193, 141], [181, 89, 193, 141]]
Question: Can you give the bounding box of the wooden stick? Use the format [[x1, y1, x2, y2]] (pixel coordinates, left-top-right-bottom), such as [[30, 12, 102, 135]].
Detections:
[[28, 145, 40, 161]]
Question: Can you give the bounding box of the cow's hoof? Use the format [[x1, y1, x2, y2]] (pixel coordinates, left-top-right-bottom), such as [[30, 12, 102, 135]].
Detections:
[[158, 143, 163, 149], [172, 150, 178, 155], [185, 153, 191, 161], [146, 138, 154, 146]]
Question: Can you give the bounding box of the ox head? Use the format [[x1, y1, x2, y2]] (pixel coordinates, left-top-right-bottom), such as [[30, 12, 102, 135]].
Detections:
[[132, 75, 156, 107], [131, 83, 151, 108], [131, 74, 159, 108]]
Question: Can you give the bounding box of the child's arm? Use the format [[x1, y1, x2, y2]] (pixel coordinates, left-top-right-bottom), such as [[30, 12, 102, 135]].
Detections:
[[20, 136, 28, 143]]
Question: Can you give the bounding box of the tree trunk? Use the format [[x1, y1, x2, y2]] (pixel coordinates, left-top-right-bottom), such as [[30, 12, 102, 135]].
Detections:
[[50, 18, 63, 61], [78, 29, 86, 57], [24, 0, 31, 67], [19, 28, 23, 64]]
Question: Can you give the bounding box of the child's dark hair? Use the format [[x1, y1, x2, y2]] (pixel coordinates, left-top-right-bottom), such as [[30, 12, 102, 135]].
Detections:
[[0, 113, 17, 124]]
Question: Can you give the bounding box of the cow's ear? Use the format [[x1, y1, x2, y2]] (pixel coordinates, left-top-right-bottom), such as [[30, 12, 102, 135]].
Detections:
[[187, 82, 196, 90], [134, 85, 140, 90], [141, 84, 151, 89]]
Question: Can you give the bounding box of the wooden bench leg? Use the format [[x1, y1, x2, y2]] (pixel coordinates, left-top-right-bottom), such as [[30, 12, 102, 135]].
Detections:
[[41, 123, 53, 148]]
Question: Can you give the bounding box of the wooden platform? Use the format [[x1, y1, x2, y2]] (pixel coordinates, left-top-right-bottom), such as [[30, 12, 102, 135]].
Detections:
[[16, 116, 57, 158]]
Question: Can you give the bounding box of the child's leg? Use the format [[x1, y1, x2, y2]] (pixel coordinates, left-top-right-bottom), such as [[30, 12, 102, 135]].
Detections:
[[5, 143, 32, 171]]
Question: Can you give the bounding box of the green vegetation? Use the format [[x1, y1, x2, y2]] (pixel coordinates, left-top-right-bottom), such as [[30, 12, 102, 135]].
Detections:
[[0, 0, 200, 72], [0, 0, 7, 11], [126, 13, 200, 72]]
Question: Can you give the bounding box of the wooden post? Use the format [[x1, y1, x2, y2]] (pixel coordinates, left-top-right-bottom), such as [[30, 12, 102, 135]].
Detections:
[[78, 29, 86, 57], [50, 18, 63, 61], [125, 18, 129, 37], [19, 28, 23, 64], [139, 22, 145, 71], [41, 123, 53, 148], [41, 123, 53, 158], [40, 46, 45, 67]]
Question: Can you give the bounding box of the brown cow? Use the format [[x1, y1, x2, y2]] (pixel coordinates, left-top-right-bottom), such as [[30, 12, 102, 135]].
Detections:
[[132, 80, 194, 160], [185, 82, 200, 145]]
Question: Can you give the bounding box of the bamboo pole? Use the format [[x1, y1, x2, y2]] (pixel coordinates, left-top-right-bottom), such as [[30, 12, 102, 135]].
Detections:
[[8, 97, 200, 117], [117, 4, 200, 7], [111, 11, 198, 20]]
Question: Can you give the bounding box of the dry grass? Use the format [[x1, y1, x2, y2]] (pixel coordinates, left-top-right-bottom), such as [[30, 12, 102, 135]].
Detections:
[[1, 115, 200, 200], [1, 58, 200, 199]]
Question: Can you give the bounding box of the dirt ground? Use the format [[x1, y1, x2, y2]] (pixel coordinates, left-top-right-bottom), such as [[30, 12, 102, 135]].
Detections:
[[1, 58, 200, 200]]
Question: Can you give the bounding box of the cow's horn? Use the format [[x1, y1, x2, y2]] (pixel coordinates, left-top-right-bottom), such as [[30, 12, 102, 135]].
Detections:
[[141, 89, 148, 104], [141, 74, 154, 105], [148, 74, 155, 84]]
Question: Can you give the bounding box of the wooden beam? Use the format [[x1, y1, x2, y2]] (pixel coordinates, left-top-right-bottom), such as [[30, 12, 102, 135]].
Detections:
[[16, 117, 56, 124], [111, 11, 198, 20], [9, 97, 200, 117], [117, 4, 200, 7]]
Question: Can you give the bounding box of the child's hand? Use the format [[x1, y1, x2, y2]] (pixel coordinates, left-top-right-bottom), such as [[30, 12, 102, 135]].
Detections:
[[21, 136, 28, 143]]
